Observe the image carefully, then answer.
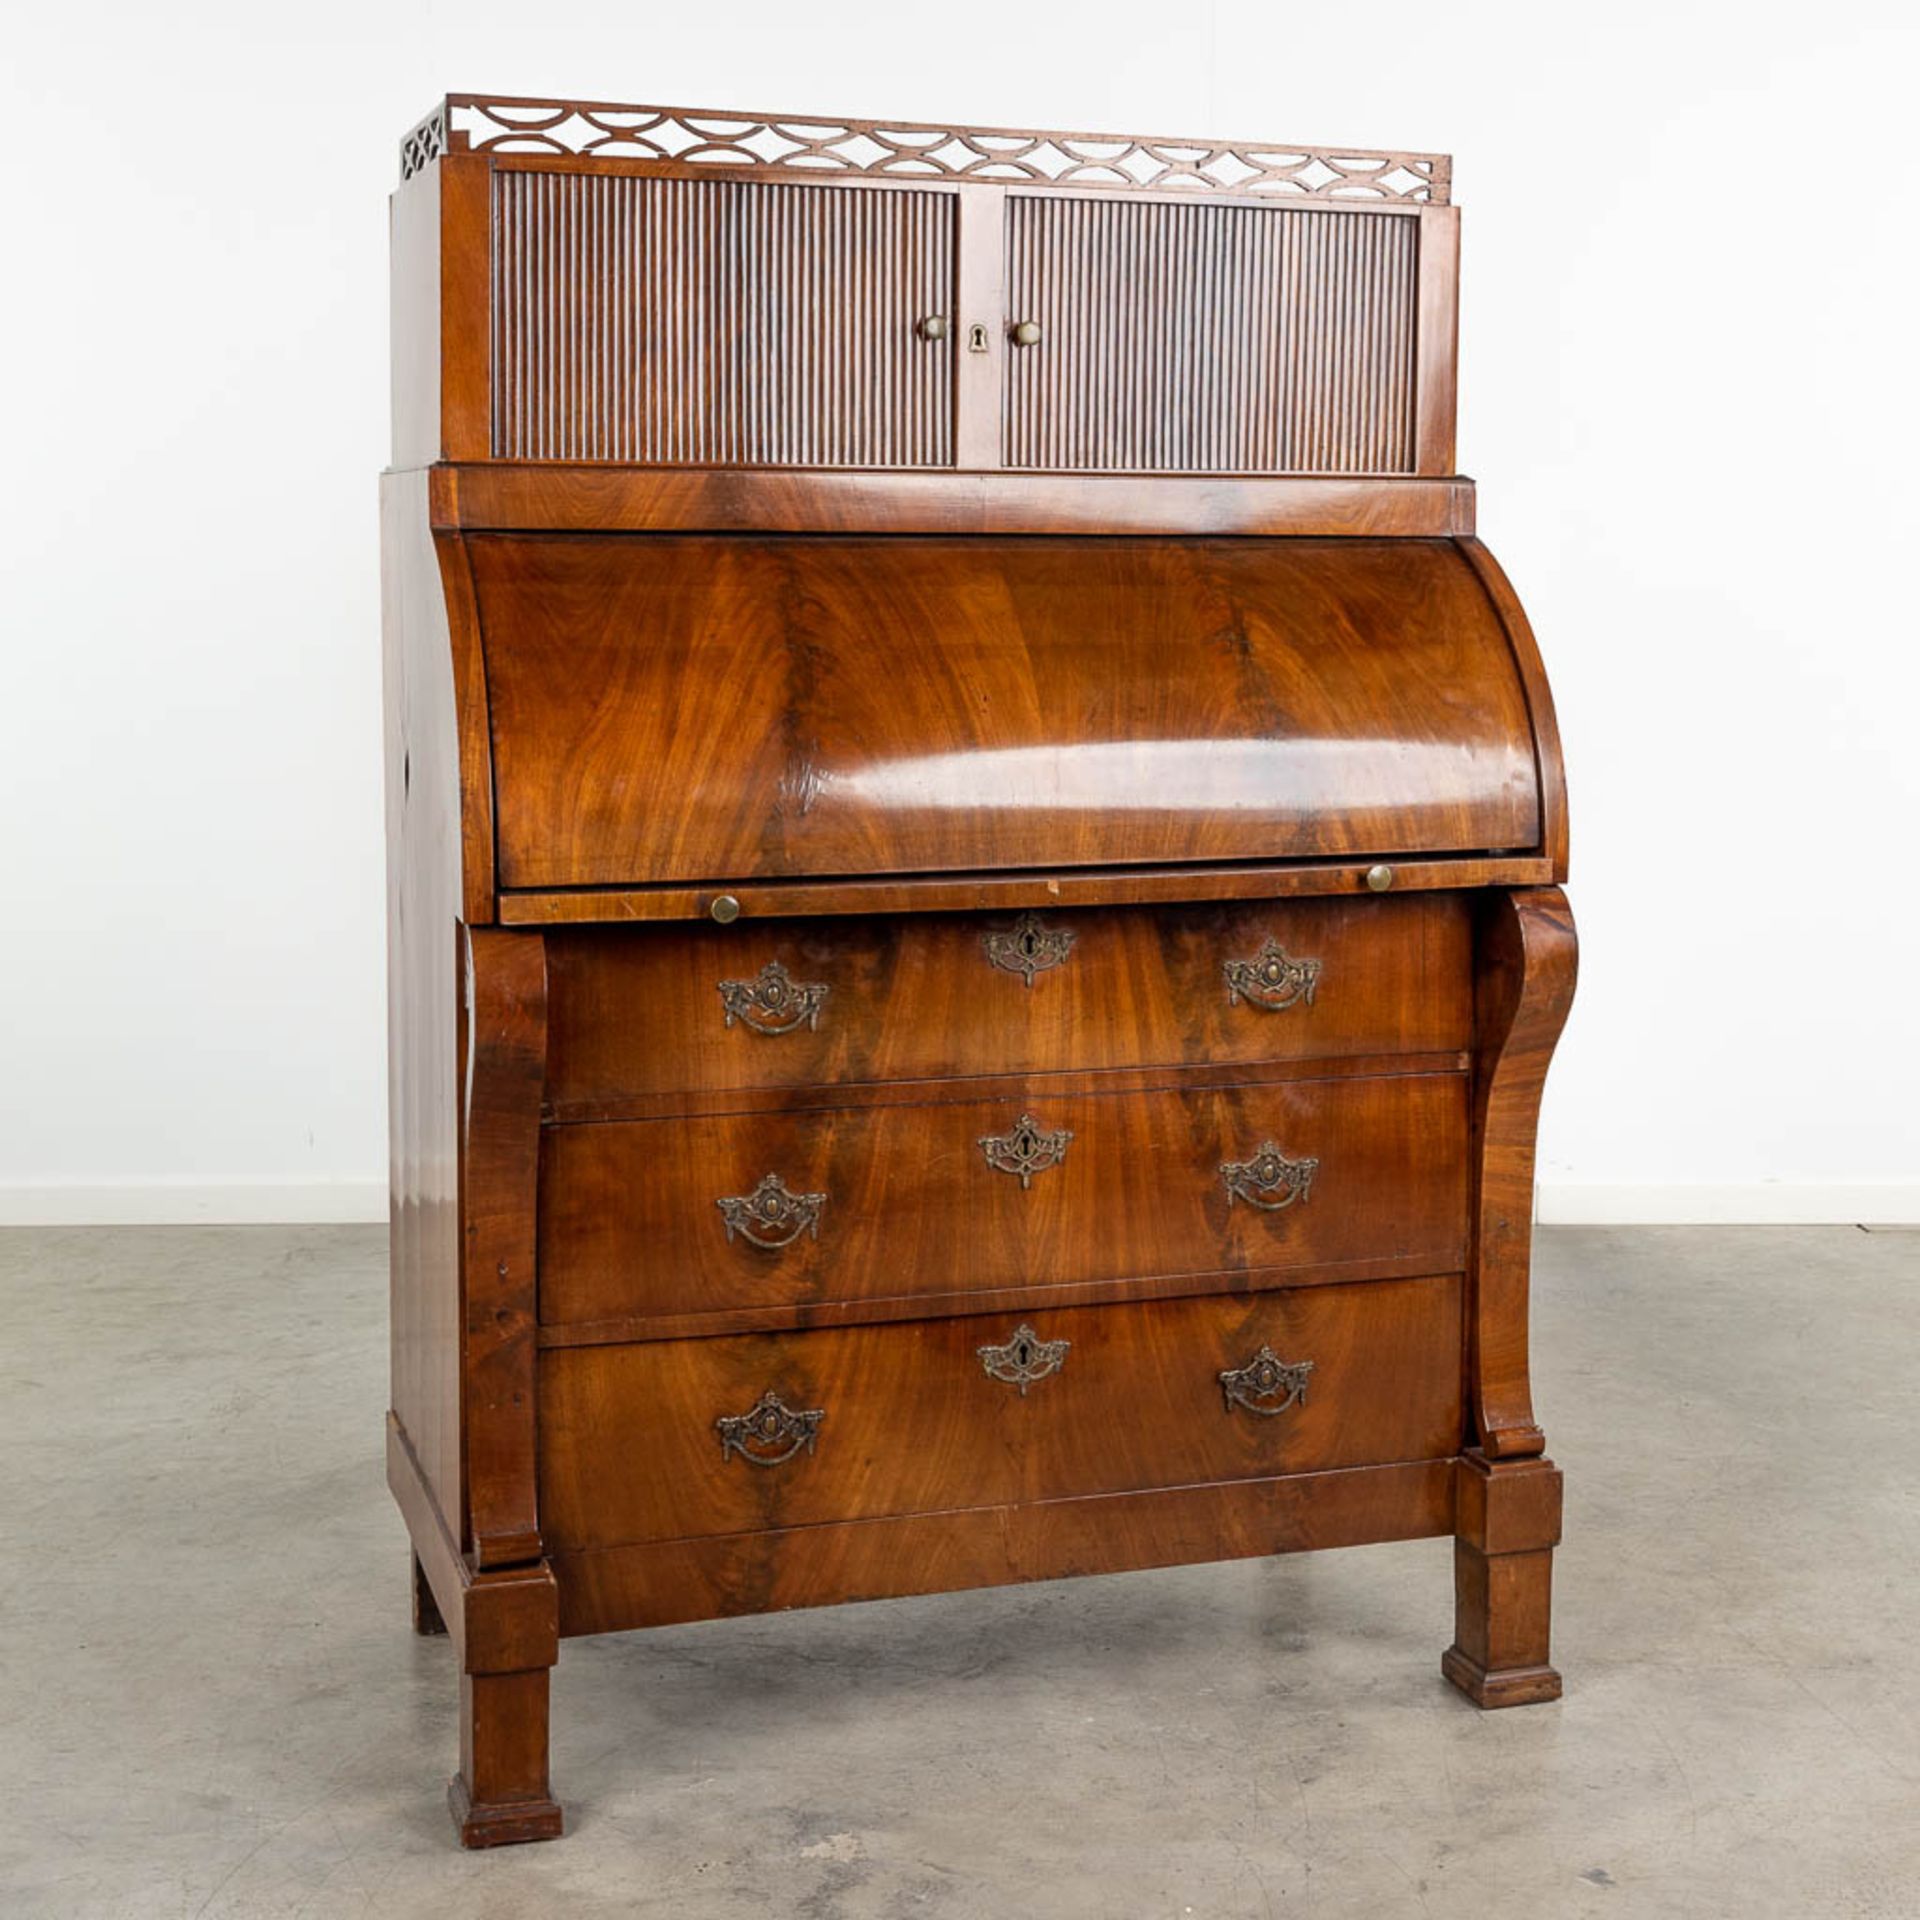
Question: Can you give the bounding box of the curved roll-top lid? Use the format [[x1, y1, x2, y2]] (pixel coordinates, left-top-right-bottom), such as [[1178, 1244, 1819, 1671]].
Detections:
[[470, 534, 1546, 890]]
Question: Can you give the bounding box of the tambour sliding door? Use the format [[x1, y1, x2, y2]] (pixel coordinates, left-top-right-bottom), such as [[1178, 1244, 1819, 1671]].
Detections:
[[480, 163, 1445, 476], [490, 170, 957, 466], [1001, 194, 1422, 474]]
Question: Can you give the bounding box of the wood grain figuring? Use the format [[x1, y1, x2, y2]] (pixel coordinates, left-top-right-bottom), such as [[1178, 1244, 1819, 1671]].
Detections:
[[460, 930, 547, 1569], [536, 1247, 1463, 1350], [539, 1277, 1462, 1549], [436, 466, 1476, 537], [544, 895, 1471, 1106], [1005, 199, 1417, 473], [537, 1069, 1466, 1326], [554, 1458, 1454, 1637], [492, 172, 954, 465], [1457, 537, 1569, 881], [473, 535, 1544, 889], [381, 472, 469, 1533]]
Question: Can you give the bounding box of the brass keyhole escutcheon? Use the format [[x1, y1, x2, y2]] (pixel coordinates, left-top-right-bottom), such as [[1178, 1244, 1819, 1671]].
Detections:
[[967, 322, 990, 354]]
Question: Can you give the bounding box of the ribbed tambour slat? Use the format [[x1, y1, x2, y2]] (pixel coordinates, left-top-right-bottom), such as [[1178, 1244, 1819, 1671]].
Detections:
[[492, 173, 955, 466], [1003, 197, 1417, 473]]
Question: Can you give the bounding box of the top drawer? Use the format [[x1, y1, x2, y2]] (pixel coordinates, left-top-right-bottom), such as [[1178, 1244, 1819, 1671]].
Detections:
[[545, 893, 1468, 1110]]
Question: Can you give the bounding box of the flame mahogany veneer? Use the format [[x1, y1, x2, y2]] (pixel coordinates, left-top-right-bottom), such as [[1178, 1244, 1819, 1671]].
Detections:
[[382, 94, 1576, 1846]]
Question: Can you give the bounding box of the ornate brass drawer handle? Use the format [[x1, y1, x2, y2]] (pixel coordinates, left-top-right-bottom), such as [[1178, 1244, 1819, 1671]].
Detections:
[[715, 1389, 824, 1466], [1219, 1347, 1315, 1417], [979, 1113, 1073, 1189], [982, 911, 1076, 986], [1222, 937, 1321, 1012], [717, 960, 829, 1035], [1220, 1142, 1318, 1211], [978, 1323, 1070, 1395], [716, 1173, 827, 1249]]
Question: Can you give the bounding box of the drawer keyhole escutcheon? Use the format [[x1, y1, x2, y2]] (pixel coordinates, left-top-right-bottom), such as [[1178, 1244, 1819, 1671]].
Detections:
[[982, 911, 1076, 986], [1222, 937, 1321, 1012], [717, 959, 830, 1035], [1220, 1142, 1319, 1211], [967, 321, 990, 353], [978, 1113, 1074, 1189], [978, 1323, 1070, 1396], [716, 1173, 828, 1249], [1219, 1348, 1315, 1417], [715, 1390, 825, 1466]]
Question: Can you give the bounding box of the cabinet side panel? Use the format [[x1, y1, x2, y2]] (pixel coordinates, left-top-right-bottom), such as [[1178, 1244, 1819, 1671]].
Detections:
[[382, 470, 465, 1533], [491, 172, 955, 466], [390, 168, 442, 469]]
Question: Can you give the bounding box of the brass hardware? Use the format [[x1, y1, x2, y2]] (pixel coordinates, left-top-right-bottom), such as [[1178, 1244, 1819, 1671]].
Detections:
[[718, 959, 829, 1035], [967, 322, 990, 353], [977, 1323, 1070, 1396], [1365, 864, 1394, 892], [982, 911, 1076, 987], [1220, 1142, 1318, 1212], [715, 1389, 824, 1467], [710, 894, 742, 923], [1222, 937, 1321, 1012], [1219, 1347, 1314, 1417], [979, 1113, 1073, 1189], [1010, 320, 1042, 346], [716, 1173, 827, 1250], [917, 313, 949, 340]]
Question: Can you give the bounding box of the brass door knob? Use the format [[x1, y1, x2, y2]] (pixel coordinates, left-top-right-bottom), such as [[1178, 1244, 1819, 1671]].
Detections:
[[1010, 320, 1042, 346], [917, 313, 949, 341], [1365, 865, 1395, 892]]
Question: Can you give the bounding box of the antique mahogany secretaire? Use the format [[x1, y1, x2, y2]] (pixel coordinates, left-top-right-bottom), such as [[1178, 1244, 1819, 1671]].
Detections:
[[382, 91, 1577, 1846]]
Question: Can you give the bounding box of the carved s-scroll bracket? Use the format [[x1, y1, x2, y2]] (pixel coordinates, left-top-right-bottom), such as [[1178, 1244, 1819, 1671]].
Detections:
[[460, 925, 549, 1571], [1469, 888, 1577, 1460]]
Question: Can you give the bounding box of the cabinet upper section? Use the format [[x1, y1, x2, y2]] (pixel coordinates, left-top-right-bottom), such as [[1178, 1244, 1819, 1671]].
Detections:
[[392, 95, 1460, 479]]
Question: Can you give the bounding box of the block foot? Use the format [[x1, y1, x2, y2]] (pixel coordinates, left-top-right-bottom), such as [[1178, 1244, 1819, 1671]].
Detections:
[[1441, 1644, 1563, 1708], [448, 1773, 564, 1848]]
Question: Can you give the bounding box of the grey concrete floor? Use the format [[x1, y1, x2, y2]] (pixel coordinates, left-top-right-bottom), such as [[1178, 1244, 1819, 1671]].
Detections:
[[1, 1226, 1917, 1919]]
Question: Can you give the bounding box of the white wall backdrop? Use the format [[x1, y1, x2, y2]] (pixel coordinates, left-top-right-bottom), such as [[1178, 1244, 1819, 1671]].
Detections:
[[3, 0, 1916, 1223]]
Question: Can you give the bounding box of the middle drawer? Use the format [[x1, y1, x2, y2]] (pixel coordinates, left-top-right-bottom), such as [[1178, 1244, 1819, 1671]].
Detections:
[[539, 1068, 1466, 1328]]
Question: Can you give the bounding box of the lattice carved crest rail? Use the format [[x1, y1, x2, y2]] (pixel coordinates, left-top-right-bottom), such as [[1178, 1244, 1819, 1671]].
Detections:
[[400, 94, 1449, 203]]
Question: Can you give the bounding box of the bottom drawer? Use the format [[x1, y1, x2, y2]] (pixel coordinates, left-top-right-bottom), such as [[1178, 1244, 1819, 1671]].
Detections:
[[539, 1276, 1463, 1551]]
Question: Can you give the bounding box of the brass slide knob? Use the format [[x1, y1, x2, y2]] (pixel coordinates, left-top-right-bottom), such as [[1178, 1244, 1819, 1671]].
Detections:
[[917, 313, 950, 340], [1010, 320, 1042, 346]]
